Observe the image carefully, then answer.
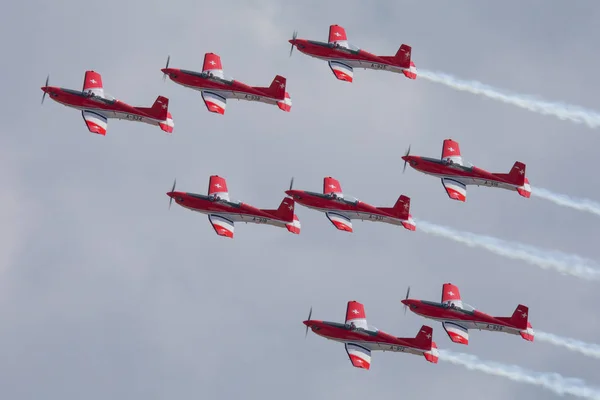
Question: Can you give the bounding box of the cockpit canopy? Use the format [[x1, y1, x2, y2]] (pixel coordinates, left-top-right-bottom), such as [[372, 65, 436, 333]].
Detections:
[[329, 41, 360, 52], [339, 194, 359, 205]]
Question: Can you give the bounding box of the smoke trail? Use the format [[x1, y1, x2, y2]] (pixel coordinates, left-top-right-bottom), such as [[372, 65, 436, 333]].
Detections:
[[533, 187, 600, 217], [417, 220, 600, 281], [439, 350, 600, 399], [419, 69, 600, 129], [536, 331, 600, 360]]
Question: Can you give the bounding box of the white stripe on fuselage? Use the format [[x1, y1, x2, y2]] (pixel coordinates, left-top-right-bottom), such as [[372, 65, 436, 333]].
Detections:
[[304, 53, 408, 73], [56, 101, 163, 127], [424, 315, 521, 336], [173, 82, 279, 105], [179, 203, 287, 228], [320, 334, 424, 356], [423, 171, 519, 192], [301, 204, 405, 226]]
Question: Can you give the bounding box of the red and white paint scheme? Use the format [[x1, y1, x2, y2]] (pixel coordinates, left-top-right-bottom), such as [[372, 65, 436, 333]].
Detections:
[[304, 301, 438, 370], [40, 71, 174, 135], [288, 25, 417, 82], [161, 53, 291, 115], [401, 139, 531, 202], [402, 283, 534, 345], [285, 176, 415, 232], [166, 176, 300, 238]]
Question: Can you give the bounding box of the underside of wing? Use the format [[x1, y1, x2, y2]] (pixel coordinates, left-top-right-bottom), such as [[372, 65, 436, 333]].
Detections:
[[202, 91, 227, 115], [208, 214, 234, 238], [328, 61, 353, 82], [81, 110, 108, 135], [345, 343, 371, 370], [326, 212, 352, 232], [441, 178, 467, 202], [443, 321, 469, 345]]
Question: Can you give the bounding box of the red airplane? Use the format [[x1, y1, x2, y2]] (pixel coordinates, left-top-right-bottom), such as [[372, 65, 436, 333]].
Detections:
[[161, 53, 291, 115], [401, 283, 534, 345], [401, 139, 531, 202], [285, 177, 415, 232], [303, 300, 438, 370], [166, 175, 300, 238], [288, 24, 417, 83], [40, 71, 174, 136]]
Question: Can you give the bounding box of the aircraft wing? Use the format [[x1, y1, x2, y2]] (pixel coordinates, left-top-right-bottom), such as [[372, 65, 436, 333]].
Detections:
[[326, 212, 353, 232], [323, 177, 343, 197], [345, 301, 368, 329], [82, 71, 104, 97], [441, 178, 467, 202], [208, 175, 230, 201], [328, 61, 353, 82], [345, 343, 371, 370], [81, 110, 108, 135], [202, 53, 224, 78], [441, 139, 463, 165], [441, 283, 463, 307], [208, 214, 234, 238], [442, 321, 469, 344], [201, 91, 227, 115]]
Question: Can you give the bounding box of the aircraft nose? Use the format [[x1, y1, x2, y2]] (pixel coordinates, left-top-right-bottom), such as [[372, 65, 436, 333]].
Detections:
[[302, 320, 310, 326], [401, 156, 408, 162], [286, 190, 300, 198], [166, 191, 175, 198]]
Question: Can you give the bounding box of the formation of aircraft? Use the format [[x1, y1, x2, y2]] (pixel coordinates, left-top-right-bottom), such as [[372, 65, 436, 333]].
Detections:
[[40, 71, 174, 135], [166, 175, 300, 238], [161, 53, 292, 115], [40, 24, 539, 371], [285, 177, 416, 232], [402, 283, 534, 345], [288, 24, 417, 82], [304, 301, 439, 369], [402, 139, 531, 202]]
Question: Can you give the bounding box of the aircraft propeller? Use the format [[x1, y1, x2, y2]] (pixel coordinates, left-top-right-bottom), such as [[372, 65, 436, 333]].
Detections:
[[403, 145, 411, 173], [403, 286, 411, 315], [305, 306, 312, 338], [163, 55, 171, 81], [289, 177, 294, 191], [289, 30, 298, 57], [168, 179, 176, 209], [41, 74, 49, 105]]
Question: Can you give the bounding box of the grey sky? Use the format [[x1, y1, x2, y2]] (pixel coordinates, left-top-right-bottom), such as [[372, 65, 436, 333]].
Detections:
[[2, 1, 600, 399]]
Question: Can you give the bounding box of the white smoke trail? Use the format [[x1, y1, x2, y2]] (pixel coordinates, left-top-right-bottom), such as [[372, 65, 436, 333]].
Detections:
[[536, 331, 600, 360], [440, 350, 600, 399], [533, 187, 600, 217], [417, 220, 600, 281], [419, 69, 600, 129]]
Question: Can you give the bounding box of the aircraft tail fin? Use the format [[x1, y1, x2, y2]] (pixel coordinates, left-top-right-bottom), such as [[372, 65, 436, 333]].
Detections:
[[400, 325, 433, 348], [262, 197, 295, 222], [379, 44, 416, 78], [494, 162, 526, 185], [496, 304, 529, 331], [400, 325, 438, 362], [255, 75, 287, 100], [261, 197, 300, 234], [137, 96, 169, 120], [377, 195, 416, 231]]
